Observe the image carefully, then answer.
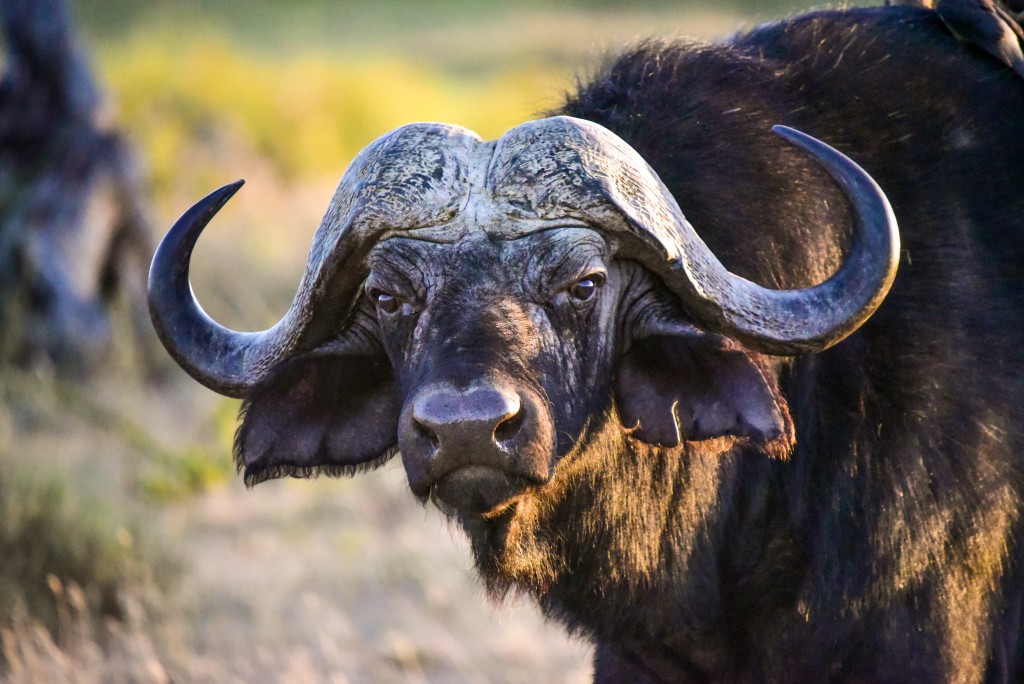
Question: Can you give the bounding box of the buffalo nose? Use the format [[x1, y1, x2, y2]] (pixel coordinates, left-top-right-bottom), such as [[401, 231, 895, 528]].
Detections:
[[412, 384, 524, 451]]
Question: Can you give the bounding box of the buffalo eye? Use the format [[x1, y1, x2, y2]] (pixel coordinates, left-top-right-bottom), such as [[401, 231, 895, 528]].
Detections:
[[367, 287, 401, 315], [569, 273, 605, 302]]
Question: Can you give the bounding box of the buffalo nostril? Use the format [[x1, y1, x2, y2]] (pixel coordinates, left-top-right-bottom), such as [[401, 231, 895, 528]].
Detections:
[[494, 406, 525, 445], [413, 418, 440, 450]]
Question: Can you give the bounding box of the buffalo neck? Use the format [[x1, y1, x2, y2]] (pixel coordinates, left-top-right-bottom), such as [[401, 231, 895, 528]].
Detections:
[[458, 410, 806, 672]]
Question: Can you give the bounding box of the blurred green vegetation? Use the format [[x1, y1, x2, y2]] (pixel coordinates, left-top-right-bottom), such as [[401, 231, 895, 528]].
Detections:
[[98, 31, 568, 195], [75, 0, 824, 52], [73, 0, 826, 207], [140, 398, 238, 502], [0, 458, 149, 629]]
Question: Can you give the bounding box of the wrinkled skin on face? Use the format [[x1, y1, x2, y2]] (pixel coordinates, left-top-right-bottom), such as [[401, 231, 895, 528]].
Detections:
[[234, 219, 791, 527], [362, 226, 790, 521], [370, 228, 617, 513], [373, 230, 606, 490]]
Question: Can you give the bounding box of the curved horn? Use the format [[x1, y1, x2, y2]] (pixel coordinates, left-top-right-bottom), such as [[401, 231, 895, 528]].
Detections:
[[149, 123, 485, 397], [490, 116, 899, 355], [661, 124, 901, 355], [148, 181, 296, 397]]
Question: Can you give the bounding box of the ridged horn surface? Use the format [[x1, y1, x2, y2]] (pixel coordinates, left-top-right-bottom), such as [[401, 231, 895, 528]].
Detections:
[[487, 116, 900, 354], [148, 123, 484, 396]]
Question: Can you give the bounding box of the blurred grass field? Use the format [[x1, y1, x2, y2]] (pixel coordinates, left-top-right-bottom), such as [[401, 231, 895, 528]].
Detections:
[[3, 1, 822, 681]]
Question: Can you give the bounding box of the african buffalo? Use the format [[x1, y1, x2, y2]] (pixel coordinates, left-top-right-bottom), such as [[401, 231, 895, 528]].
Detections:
[[149, 5, 1024, 682]]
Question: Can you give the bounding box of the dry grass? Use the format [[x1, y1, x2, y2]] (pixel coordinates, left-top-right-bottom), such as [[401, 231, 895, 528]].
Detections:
[[168, 472, 593, 683], [2, 576, 173, 684]]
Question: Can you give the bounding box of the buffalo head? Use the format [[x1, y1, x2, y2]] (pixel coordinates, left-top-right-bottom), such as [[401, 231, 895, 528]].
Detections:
[[149, 116, 898, 519]]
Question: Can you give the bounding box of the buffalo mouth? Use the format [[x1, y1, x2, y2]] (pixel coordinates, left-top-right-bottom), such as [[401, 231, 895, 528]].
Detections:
[[399, 379, 556, 517], [424, 466, 537, 517]]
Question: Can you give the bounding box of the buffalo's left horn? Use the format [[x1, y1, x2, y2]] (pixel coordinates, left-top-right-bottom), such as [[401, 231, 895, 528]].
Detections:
[[568, 118, 897, 355], [664, 125, 900, 355], [493, 116, 899, 355]]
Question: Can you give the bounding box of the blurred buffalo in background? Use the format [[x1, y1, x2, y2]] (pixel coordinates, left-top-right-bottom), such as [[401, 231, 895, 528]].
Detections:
[[0, 0, 152, 372]]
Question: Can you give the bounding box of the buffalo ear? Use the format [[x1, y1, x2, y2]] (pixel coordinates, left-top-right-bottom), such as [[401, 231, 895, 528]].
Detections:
[[235, 345, 401, 486], [615, 318, 791, 450]]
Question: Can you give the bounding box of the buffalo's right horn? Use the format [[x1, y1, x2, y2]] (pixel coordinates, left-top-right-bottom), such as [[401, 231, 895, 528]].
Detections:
[[148, 123, 483, 397], [148, 181, 307, 397]]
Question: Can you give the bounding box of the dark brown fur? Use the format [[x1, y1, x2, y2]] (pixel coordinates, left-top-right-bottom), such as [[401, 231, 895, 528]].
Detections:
[[233, 7, 1024, 682]]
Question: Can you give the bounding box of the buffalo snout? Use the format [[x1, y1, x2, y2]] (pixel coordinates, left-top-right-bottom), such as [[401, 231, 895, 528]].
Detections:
[[412, 383, 523, 453], [399, 379, 554, 516]]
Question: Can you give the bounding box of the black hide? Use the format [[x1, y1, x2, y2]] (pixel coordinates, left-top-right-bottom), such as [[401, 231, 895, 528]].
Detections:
[[234, 6, 1024, 682], [550, 6, 1024, 682]]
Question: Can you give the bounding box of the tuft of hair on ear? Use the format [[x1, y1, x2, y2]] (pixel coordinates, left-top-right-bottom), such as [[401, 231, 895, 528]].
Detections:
[[749, 362, 796, 461], [233, 397, 399, 487], [231, 349, 402, 487]]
